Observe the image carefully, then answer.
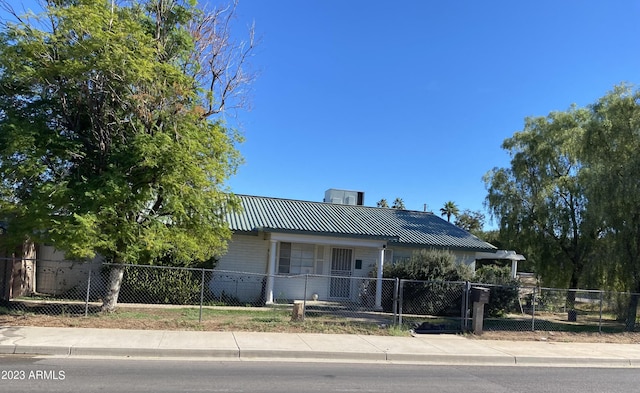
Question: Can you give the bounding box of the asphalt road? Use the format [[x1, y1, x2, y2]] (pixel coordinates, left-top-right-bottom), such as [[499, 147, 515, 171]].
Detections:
[[1, 356, 639, 393]]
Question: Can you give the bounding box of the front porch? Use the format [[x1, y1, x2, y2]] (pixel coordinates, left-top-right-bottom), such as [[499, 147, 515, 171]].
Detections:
[[261, 232, 389, 309]]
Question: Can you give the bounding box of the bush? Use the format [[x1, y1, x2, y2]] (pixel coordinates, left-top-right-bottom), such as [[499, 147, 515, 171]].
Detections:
[[474, 265, 520, 317], [118, 266, 209, 305], [383, 249, 473, 281], [382, 249, 472, 315]]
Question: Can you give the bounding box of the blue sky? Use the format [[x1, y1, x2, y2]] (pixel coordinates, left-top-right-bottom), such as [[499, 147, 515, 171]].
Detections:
[[225, 0, 640, 228], [5, 1, 640, 229]]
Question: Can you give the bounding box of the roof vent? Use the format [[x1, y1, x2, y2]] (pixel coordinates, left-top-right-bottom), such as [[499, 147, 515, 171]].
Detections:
[[323, 189, 364, 205]]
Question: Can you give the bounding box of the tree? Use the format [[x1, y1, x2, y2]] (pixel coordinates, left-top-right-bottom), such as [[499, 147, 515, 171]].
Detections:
[[483, 106, 595, 311], [377, 197, 405, 209], [392, 197, 405, 209], [439, 201, 459, 222], [454, 209, 485, 234], [582, 84, 640, 330], [0, 0, 254, 311], [376, 199, 389, 208]]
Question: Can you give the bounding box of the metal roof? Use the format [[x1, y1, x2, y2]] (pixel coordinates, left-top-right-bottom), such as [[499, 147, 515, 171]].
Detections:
[[226, 195, 496, 252]]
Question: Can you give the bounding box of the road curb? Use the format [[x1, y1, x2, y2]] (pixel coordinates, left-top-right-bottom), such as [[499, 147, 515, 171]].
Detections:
[[5, 344, 637, 368], [69, 347, 240, 359], [238, 349, 387, 362], [513, 355, 634, 367]]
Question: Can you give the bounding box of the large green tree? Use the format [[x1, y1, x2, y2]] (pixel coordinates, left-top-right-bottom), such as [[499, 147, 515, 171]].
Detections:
[[454, 209, 485, 235], [0, 0, 254, 311], [484, 106, 595, 305], [582, 84, 640, 330]]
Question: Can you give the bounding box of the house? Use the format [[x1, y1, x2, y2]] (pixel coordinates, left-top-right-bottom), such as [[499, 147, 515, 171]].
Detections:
[[18, 189, 507, 307], [213, 189, 498, 307]]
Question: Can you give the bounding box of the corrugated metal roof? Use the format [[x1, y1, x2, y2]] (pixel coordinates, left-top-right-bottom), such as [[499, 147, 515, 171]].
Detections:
[[226, 195, 496, 252]]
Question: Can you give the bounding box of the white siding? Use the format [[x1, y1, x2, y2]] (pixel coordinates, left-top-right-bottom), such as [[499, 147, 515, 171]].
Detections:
[[352, 247, 378, 278], [216, 234, 270, 273], [210, 234, 270, 303], [455, 251, 477, 270], [272, 275, 330, 302]]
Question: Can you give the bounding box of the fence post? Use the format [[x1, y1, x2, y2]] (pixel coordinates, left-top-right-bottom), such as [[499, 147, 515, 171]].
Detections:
[[599, 290, 604, 334], [392, 277, 399, 325], [462, 281, 470, 332], [199, 268, 205, 323], [531, 287, 537, 332], [302, 274, 308, 322], [84, 264, 92, 317], [398, 279, 404, 326]]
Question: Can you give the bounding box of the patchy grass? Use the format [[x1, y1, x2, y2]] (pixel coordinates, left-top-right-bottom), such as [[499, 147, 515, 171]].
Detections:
[[3, 301, 640, 342], [0, 304, 402, 336]]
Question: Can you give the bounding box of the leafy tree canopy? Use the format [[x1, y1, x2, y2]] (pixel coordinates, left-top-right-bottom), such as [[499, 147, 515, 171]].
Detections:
[[454, 209, 485, 234], [0, 0, 254, 309]]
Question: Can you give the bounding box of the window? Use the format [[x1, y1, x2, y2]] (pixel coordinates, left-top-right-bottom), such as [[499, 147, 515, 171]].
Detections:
[[278, 242, 291, 274], [278, 242, 316, 274]]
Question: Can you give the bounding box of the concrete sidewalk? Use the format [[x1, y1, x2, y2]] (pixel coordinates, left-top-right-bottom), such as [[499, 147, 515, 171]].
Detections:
[[1, 326, 640, 367]]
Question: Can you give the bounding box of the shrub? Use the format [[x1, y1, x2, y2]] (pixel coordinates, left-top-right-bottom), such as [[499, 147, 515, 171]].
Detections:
[[383, 249, 473, 282], [118, 266, 208, 305], [381, 249, 472, 315], [474, 265, 520, 317]]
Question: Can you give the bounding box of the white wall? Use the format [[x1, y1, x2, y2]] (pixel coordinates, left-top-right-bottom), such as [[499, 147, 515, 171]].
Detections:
[[210, 234, 270, 303], [215, 234, 270, 273], [37, 245, 103, 296]]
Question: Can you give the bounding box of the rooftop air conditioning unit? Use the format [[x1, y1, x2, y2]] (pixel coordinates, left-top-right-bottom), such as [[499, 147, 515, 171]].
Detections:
[[323, 189, 364, 205]]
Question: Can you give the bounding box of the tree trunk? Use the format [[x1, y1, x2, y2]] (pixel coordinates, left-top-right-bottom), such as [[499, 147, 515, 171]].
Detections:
[[102, 264, 125, 312], [565, 273, 579, 321]]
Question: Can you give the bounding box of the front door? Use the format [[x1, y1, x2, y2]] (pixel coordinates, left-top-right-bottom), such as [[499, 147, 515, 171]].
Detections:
[[330, 248, 353, 299]]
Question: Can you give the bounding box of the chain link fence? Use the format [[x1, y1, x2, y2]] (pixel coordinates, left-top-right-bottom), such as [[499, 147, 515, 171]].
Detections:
[[397, 280, 468, 332], [2, 258, 640, 333]]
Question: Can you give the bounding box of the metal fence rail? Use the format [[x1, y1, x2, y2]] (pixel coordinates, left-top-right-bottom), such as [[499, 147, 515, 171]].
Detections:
[[2, 259, 640, 333]]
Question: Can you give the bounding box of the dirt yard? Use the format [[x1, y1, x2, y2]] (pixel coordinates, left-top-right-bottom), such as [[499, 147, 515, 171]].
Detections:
[[2, 307, 640, 343]]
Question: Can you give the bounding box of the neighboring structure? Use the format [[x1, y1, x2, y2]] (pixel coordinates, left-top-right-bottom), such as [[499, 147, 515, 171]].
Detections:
[[475, 250, 526, 279], [0, 238, 36, 302], [35, 246, 103, 297], [215, 190, 499, 307]]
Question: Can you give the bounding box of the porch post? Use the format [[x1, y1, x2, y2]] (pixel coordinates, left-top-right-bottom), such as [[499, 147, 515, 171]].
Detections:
[[375, 247, 385, 310], [265, 239, 277, 305]]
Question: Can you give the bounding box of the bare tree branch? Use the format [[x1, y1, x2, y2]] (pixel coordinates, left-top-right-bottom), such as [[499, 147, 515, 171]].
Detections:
[[189, 0, 257, 118]]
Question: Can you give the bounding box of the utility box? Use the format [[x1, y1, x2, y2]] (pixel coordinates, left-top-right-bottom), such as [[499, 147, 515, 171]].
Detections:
[[471, 287, 490, 304], [471, 287, 490, 335]]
